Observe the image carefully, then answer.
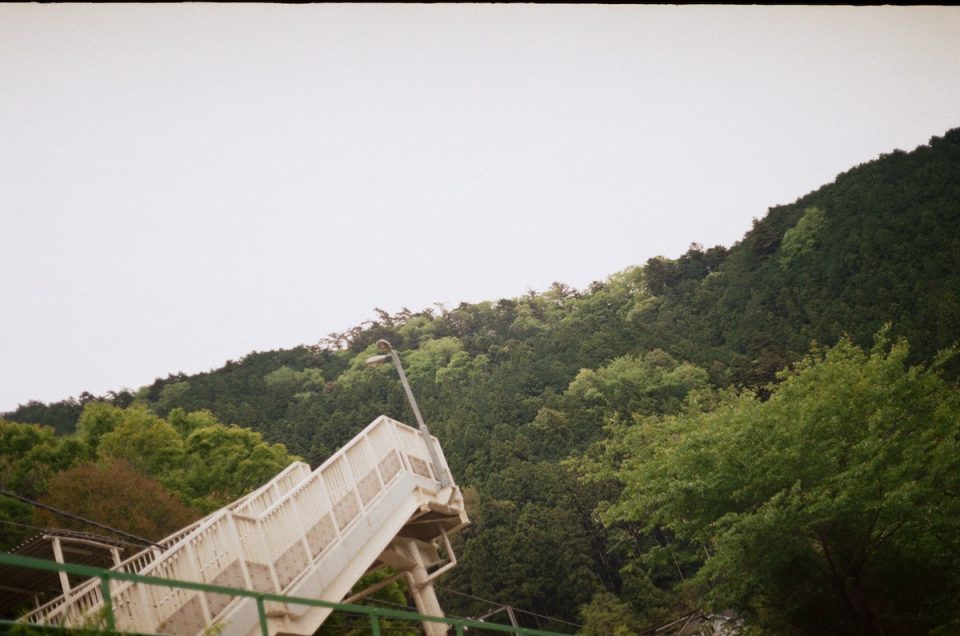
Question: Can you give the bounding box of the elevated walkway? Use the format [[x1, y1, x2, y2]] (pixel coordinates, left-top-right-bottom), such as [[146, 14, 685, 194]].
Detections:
[[21, 415, 469, 636]]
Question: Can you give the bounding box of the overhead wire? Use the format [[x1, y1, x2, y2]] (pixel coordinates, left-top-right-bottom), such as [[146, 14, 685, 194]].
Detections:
[[0, 517, 147, 550], [335, 583, 580, 632], [0, 487, 158, 548], [437, 586, 582, 629]]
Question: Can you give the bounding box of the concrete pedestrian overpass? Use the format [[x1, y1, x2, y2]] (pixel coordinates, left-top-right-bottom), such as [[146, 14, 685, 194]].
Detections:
[[20, 415, 469, 636]]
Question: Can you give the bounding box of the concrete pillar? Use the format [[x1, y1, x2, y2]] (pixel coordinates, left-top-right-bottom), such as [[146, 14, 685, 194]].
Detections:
[[399, 539, 447, 636]]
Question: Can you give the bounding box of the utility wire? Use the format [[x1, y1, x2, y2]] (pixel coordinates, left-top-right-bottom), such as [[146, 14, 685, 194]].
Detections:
[[437, 586, 582, 629], [0, 517, 145, 549], [342, 583, 579, 631], [0, 487, 158, 548]]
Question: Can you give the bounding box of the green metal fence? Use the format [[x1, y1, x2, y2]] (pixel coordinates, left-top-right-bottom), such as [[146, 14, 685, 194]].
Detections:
[[0, 553, 569, 636]]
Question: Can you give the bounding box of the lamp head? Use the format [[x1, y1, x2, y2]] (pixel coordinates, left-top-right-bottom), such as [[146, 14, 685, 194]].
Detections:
[[365, 354, 390, 366]]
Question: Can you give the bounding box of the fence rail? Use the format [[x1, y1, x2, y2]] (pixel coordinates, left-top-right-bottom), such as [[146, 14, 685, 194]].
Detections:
[[1, 552, 568, 636]]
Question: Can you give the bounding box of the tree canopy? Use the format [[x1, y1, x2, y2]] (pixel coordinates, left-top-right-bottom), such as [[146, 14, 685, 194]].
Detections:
[[0, 405, 298, 551], [594, 336, 960, 634]]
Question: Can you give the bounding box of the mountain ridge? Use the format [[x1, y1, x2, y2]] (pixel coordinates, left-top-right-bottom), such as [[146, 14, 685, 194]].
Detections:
[[4, 127, 960, 633]]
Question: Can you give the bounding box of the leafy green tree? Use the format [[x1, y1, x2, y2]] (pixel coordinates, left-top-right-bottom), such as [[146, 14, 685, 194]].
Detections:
[[779, 206, 826, 266], [182, 424, 296, 509], [166, 407, 221, 437], [97, 406, 184, 481], [0, 419, 91, 549], [453, 497, 603, 627], [578, 592, 642, 636], [540, 350, 709, 451], [2, 398, 84, 436], [76, 402, 125, 447], [154, 380, 192, 416], [600, 336, 960, 634], [33, 459, 201, 542], [399, 336, 464, 385], [0, 496, 33, 552], [263, 366, 325, 402], [0, 419, 89, 497]]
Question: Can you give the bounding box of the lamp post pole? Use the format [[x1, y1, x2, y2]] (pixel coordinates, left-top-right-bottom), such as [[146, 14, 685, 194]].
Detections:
[[368, 339, 451, 488]]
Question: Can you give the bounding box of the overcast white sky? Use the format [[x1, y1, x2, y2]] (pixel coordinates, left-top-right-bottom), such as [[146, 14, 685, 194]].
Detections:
[[2, 5, 959, 413]]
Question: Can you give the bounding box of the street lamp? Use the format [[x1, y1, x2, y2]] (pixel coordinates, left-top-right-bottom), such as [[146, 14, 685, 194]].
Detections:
[[366, 339, 451, 487]]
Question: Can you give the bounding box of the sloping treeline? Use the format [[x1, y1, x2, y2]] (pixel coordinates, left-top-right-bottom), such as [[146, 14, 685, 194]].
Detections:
[[4, 128, 960, 634]]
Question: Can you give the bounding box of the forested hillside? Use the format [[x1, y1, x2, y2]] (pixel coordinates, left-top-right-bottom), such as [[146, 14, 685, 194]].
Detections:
[[4, 128, 960, 634]]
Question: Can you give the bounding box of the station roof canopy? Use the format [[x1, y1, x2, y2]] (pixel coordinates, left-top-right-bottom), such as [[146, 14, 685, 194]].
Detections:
[[0, 528, 132, 618]]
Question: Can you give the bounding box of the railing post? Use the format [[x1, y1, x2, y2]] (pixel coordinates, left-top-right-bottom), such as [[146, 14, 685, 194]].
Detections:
[[337, 451, 364, 511], [284, 490, 315, 562], [184, 541, 214, 625], [255, 516, 283, 593], [256, 595, 269, 636], [368, 614, 383, 636], [387, 418, 415, 474], [225, 512, 255, 590], [314, 469, 345, 545], [99, 574, 116, 633], [135, 577, 156, 633]]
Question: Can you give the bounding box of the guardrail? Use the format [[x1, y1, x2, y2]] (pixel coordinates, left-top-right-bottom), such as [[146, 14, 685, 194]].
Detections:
[[1, 552, 568, 636]]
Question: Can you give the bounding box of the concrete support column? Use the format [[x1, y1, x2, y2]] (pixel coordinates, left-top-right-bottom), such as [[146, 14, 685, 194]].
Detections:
[[399, 539, 447, 636]]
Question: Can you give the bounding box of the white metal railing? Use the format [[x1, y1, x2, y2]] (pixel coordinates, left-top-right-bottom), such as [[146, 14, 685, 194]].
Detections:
[[23, 415, 450, 633], [23, 498, 239, 626], [231, 462, 313, 518]]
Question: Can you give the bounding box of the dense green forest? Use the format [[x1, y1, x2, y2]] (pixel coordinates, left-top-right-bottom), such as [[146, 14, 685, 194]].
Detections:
[[3, 128, 960, 634]]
